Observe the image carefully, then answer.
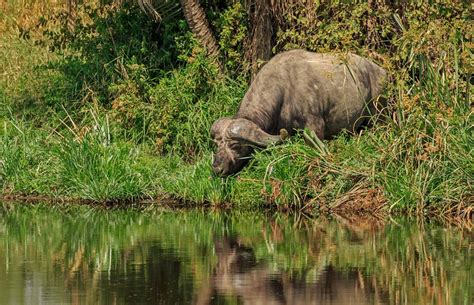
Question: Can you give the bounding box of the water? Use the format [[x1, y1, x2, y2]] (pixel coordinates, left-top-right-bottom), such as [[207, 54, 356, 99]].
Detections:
[[0, 203, 472, 305]]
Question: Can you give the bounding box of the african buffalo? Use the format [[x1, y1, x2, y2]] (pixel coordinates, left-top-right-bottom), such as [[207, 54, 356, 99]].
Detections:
[[211, 50, 388, 176]]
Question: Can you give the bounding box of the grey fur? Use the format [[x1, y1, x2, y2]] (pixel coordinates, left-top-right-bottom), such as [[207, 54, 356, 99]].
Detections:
[[211, 50, 388, 176]]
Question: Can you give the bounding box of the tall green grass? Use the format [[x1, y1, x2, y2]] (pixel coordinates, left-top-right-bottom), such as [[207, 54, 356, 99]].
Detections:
[[1, 113, 154, 201], [0, 120, 58, 195], [53, 117, 152, 201]]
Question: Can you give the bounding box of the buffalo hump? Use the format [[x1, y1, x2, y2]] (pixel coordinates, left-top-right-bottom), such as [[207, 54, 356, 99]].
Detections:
[[236, 50, 388, 139]]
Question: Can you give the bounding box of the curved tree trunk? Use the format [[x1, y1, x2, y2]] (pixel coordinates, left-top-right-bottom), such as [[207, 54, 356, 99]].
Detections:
[[179, 0, 222, 69]]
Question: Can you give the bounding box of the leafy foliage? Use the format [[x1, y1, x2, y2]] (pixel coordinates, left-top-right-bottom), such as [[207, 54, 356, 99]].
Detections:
[[214, 1, 249, 73]]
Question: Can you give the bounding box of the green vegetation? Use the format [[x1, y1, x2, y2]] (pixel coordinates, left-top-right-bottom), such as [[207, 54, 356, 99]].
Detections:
[[0, 1, 472, 217]]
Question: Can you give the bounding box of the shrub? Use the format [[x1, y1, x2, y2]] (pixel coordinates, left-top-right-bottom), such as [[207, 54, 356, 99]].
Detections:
[[146, 52, 246, 157]]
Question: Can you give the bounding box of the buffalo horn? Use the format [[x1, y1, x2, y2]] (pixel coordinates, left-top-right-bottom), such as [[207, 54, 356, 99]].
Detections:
[[228, 119, 287, 147], [211, 117, 232, 139]]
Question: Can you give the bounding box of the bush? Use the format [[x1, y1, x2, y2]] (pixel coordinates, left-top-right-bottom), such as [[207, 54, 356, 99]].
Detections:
[[146, 53, 246, 157]]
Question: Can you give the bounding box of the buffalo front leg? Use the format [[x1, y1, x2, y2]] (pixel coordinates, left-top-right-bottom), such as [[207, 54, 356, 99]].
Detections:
[[305, 117, 325, 140], [301, 117, 327, 150]]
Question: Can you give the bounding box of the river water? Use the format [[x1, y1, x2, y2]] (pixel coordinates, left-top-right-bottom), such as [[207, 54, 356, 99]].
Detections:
[[0, 203, 472, 305]]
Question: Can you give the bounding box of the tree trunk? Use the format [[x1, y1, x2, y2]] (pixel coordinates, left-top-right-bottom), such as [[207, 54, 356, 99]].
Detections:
[[179, 0, 222, 69], [244, 0, 274, 78]]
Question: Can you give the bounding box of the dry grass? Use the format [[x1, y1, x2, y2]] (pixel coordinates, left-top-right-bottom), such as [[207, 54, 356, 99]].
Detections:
[[0, 0, 66, 35], [330, 181, 388, 215]]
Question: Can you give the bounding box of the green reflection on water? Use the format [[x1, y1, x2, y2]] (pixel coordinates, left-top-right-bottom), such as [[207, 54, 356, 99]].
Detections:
[[0, 203, 472, 305]]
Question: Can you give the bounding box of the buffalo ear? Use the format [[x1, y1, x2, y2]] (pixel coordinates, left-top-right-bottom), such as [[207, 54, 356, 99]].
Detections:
[[211, 117, 233, 139], [227, 119, 287, 147]]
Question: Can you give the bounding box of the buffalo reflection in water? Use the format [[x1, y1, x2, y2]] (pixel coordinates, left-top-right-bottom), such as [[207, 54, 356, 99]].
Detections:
[[193, 236, 387, 305]]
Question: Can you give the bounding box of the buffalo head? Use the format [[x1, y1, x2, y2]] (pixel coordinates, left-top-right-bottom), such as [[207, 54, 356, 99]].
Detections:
[[210, 118, 288, 176]]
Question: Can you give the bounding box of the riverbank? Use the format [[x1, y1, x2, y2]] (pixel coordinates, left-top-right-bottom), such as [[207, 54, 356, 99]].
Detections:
[[1, 2, 472, 219], [1, 108, 471, 219]]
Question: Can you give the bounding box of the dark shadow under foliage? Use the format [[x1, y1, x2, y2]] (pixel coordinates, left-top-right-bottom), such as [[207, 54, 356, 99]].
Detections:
[[39, 3, 185, 102]]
